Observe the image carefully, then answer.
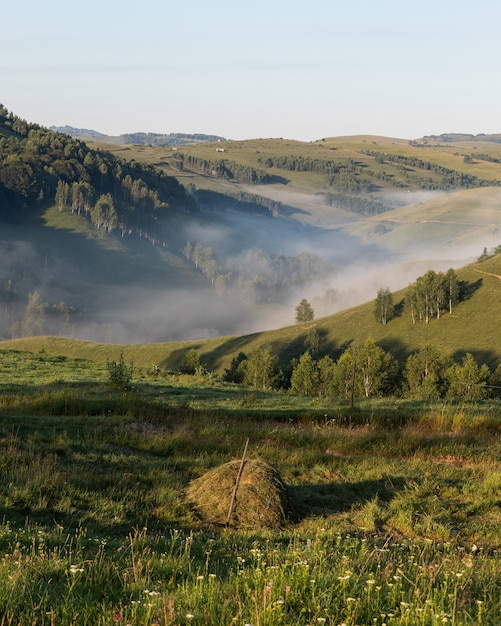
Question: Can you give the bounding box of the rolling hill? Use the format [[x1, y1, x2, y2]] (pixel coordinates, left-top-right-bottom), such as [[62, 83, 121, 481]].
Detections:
[[2, 253, 500, 375], [2, 104, 501, 354]]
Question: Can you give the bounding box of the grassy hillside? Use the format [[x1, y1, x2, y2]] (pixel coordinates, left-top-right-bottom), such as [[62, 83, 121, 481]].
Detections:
[[3, 254, 501, 373], [94, 135, 501, 252]]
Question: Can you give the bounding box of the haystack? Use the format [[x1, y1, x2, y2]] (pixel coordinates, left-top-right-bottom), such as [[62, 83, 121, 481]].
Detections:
[[185, 458, 292, 529]]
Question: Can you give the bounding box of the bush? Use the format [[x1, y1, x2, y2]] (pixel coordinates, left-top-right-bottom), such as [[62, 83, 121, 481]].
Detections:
[[106, 353, 134, 389]]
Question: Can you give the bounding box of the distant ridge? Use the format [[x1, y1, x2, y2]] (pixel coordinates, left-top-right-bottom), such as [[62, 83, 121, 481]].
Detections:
[[50, 125, 107, 138], [422, 132, 501, 144], [50, 125, 227, 146]]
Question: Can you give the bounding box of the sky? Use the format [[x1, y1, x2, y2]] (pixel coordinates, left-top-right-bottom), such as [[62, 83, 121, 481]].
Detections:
[[2, 0, 501, 142]]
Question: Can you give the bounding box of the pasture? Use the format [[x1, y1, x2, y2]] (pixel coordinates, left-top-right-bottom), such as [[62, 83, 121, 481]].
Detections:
[[0, 349, 499, 624]]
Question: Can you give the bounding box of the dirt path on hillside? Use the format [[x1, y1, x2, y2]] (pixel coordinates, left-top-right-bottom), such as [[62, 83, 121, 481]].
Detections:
[[472, 268, 501, 281]]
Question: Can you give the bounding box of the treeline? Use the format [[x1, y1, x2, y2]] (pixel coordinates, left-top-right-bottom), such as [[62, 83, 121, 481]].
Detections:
[[183, 336, 501, 402], [404, 269, 460, 324], [0, 285, 85, 339], [321, 192, 393, 216], [374, 269, 462, 326], [363, 149, 500, 189], [0, 105, 197, 226], [120, 132, 226, 146], [171, 153, 272, 184], [188, 187, 284, 216], [182, 242, 334, 304], [257, 154, 373, 193]]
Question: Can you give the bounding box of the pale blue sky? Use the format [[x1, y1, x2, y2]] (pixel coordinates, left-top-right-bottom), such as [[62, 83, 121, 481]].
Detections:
[[2, 0, 501, 140]]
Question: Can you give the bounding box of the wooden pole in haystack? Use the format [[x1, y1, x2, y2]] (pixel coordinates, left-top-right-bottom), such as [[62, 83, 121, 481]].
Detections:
[[225, 438, 250, 527]]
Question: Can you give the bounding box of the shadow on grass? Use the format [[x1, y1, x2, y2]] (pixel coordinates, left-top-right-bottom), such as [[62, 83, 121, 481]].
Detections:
[[289, 475, 407, 520]]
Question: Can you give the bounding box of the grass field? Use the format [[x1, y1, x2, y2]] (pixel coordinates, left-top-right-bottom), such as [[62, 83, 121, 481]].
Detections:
[[0, 349, 499, 624]]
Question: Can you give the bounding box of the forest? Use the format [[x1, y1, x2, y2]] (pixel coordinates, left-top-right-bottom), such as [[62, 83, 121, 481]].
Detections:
[[0, 104, 197, 228]]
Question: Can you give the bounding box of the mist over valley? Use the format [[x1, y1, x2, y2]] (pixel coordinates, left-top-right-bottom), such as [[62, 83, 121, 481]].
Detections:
[[2, 107, 501, 344]]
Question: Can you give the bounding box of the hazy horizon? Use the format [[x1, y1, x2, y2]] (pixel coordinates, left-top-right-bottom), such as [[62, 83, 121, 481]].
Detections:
[[3, 1, 501, 142]]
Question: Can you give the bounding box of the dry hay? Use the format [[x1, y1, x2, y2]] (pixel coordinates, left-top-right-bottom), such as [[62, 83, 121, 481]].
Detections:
[[185, 458, 292, 529]]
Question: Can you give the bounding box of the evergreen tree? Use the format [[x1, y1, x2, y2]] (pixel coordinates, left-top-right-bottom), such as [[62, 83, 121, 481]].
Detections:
[[295, 298, 314, 323], [223, 352, 247, 383]]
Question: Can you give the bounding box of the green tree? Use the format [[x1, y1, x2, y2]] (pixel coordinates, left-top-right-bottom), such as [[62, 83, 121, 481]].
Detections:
[[445, 353, 490, 400], [445, 268, 460, 314], [352, 337, 398, 398], [415, 270, 437, 324], [331, 351, 356, 399], [55, 180, 71, 211], [295, 298, 314, 323], [181, 349, 201, 374], [91, 193, 118, 232], [223, 352, 247, 383], [304, 327, 320, 357], [404, 345, 450, 400], [21, 291, 45, 336], [290, 352, 320, 396], [317, 355, 336, 397], [242, 348, 279, 390], [374, 287, 394, 325], [404, 284, 419, 324]]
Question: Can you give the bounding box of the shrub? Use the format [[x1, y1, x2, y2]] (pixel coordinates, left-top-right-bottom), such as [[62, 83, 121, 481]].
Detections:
[[106, 353, 134, 389]]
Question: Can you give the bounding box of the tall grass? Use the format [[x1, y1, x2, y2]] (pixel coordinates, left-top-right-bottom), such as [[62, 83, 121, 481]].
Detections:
[[0, 523, 497, 625], [0, 351, 500, 622]]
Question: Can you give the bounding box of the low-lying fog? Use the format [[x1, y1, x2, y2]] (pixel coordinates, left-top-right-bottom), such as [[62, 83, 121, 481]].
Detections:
[[2, 189, 499, 344]]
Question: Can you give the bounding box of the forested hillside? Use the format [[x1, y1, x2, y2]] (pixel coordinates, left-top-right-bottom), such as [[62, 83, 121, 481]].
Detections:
[[2, 105, 501, 347], [0, 104, 197, 228], [0, 107, 353, 342]]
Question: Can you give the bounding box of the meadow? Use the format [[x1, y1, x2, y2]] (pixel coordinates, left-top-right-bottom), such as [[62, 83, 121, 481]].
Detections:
[[0, 349, 500, 624]]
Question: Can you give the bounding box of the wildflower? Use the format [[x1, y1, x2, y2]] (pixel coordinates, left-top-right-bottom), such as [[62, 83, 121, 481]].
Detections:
[[471, 544, 478, 553], [114, 615, 122, 622], [285, 585, 291, 594], [366, 579, 375, 585], [186, 614, 194, 620]]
